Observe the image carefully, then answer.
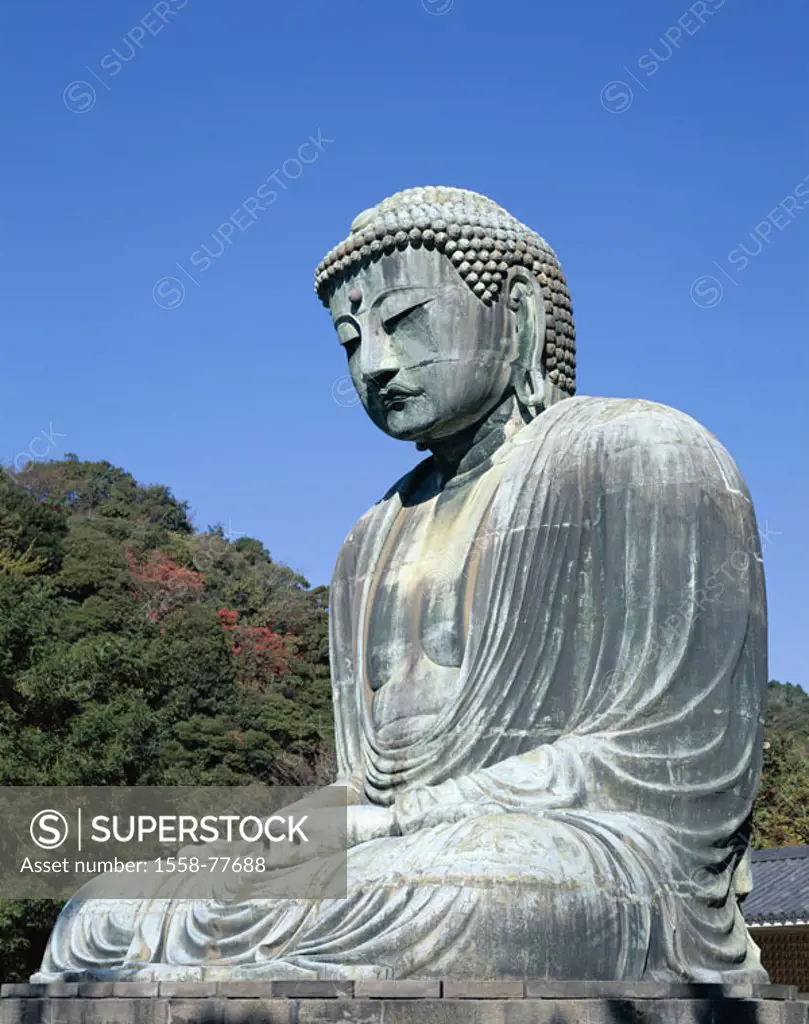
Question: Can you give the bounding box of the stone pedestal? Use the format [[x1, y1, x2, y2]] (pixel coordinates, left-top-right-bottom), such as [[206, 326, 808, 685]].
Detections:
[[2, 981, 806, 1023]]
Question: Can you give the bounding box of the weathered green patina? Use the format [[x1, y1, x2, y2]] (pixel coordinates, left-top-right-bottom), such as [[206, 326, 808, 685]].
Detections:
[[35, 187, 768, 983]]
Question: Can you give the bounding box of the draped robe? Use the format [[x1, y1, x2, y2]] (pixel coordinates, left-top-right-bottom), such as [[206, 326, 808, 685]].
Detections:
[[34, 396, 768, 982]]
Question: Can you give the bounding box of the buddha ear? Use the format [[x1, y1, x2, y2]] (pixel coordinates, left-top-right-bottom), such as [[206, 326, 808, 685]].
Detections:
[[506, 268, 547, 416]]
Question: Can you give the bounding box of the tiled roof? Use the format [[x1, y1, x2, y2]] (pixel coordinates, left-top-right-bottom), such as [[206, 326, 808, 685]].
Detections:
[[744, 846, 809, 926]]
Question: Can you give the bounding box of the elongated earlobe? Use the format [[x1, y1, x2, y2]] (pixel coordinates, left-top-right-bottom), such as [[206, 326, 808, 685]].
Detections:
[[508, 273, 547, 417], [516, 368, 545, 412]]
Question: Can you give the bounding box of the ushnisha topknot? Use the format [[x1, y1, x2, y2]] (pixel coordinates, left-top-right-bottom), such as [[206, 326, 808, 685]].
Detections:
[[314, 186, 576, 395]]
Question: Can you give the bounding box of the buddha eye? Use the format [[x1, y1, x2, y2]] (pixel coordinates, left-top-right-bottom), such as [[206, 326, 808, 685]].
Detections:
[[383, 307, 419, 333], [336, 320, 360, 350], [380, 295, 434, 333]]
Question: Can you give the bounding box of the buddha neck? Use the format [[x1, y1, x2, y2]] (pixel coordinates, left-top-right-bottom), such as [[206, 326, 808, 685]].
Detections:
[[425, 393, 530, 487]]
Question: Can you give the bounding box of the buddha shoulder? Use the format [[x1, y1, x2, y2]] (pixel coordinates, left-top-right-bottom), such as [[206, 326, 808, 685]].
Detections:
[[520, 395, 747, 495]]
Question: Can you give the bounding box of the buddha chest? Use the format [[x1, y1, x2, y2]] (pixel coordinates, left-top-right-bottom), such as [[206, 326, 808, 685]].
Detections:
[[364, 461, 504, 747]]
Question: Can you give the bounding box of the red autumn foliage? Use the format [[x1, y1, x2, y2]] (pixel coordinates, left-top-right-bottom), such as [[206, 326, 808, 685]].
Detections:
[[216, 608, 238, 628], [216, 607, 290, 691], [126, 548, 205, 621]]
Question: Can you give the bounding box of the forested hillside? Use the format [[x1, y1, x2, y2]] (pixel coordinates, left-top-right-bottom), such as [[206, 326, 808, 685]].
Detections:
[[0, 456, 335, 979], [753, 680, 809, 849], [0, 457, 806, 979]]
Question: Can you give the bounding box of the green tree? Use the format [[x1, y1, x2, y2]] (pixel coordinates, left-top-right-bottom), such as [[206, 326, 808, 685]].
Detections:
[[0, 457, 334, 980], [753, 730, 809, 848]]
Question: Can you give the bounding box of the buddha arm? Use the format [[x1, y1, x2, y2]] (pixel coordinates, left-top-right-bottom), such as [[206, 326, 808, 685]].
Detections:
[[393, 740, 587, 834]]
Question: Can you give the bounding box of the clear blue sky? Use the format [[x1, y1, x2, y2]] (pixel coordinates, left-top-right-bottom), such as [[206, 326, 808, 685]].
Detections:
[[1, 0, 806, 685]]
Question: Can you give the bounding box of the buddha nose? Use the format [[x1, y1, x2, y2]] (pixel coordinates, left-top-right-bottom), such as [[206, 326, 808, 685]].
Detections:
[[363, 367, 398, 390], [360, 330, 400, 388]]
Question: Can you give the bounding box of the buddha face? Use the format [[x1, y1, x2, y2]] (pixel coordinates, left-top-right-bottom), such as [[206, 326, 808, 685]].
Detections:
[[328, 248, 518, 443]]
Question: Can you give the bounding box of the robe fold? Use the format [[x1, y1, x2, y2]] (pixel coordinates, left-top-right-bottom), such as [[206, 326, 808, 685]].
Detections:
[[34, 396, 768, 983]]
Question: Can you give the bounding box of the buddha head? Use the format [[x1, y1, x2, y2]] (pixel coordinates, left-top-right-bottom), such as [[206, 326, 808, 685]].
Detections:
[[315, 187, 575, 445]]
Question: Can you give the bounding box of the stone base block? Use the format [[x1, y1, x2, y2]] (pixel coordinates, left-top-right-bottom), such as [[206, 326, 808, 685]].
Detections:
[[1, 982, 806, 1024]]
